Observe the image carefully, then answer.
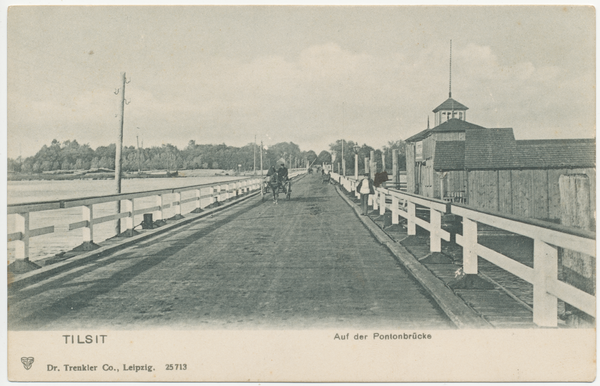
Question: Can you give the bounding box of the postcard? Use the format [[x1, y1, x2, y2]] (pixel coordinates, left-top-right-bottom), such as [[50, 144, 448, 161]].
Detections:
[[5, 4, 596, 382]]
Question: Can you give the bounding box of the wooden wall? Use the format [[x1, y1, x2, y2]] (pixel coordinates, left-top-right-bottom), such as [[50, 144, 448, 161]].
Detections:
[[405, 143, 415, 193], [497, 170, 513, 214], [436, 170, 467, 201], [405, 132, 465, 197], [446, 170, 467, 193], [422, 136, 436, 159], [433, 132, 465, 141], [548, 168, 596, 219], [422, 161, 433, 197], [405, 131, 595, 222], [467, 170, 499, 212], [465, 168, 596, 221]]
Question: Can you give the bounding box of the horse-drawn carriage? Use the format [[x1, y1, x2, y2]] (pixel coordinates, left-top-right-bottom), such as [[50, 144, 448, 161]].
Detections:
[[262, 173, 291, 203]]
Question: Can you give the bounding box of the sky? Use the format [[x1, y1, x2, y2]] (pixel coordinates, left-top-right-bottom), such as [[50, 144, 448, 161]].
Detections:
[[6, 5, 596, 159]]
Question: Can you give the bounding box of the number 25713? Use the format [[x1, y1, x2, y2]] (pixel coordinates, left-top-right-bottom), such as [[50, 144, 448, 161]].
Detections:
[[165, 364, 187, 370]]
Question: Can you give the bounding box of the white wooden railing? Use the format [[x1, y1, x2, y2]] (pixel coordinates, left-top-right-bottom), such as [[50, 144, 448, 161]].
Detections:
[[332, 172, 596, 327], [331, 172, 450, 252], [451, 204, 596, 327], [8, 177, 265, 263], [8, 169, 307, 264]]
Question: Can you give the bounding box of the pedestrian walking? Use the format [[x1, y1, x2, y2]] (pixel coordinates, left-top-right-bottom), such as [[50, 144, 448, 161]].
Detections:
[[356, 173, 375, 216]]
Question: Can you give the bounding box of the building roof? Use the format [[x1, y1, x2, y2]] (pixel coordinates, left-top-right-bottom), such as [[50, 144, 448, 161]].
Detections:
[[434, 119, 488, 133], [464, 128, 519, 169], [432, 98, 469, 113], [405, 119, 487, 143], [433, 141, 465, 170], [433, 131, 596, 171], [405, 128, 432, 143], [516, 139, 596, 168]]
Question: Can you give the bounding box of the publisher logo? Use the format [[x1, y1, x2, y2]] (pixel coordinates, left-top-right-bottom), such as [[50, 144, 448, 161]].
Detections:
[[21, 357, 34, 370]]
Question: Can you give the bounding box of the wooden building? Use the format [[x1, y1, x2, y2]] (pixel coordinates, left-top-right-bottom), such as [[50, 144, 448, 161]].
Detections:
[[405, 97, 596, 222]]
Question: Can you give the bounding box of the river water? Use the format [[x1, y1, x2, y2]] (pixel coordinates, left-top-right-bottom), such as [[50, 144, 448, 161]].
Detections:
[[7, 175, 250, 263]]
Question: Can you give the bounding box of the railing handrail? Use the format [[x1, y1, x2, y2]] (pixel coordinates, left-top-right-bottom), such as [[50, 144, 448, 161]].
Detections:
[[451, 202, 595, 240], [8, 176, 256, 214], [9, 169, 307, 214], [381, 187, 449, 213]]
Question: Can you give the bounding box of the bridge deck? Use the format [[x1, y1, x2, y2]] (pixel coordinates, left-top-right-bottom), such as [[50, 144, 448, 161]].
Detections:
[[9, 174, 454, 330]]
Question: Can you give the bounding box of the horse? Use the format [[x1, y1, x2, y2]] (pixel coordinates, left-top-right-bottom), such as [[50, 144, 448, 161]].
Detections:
[[268, 172, 280, 203]]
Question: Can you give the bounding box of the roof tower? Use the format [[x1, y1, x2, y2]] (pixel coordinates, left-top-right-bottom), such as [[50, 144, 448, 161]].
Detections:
[[433, 40, 469, 126]]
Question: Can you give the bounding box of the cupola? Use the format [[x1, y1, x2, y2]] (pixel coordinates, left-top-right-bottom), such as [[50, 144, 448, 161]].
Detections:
[[432, 39, 469, 126]]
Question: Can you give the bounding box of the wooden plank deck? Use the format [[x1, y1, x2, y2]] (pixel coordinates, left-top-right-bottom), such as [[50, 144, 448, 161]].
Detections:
[[8, 174, 454, 330]]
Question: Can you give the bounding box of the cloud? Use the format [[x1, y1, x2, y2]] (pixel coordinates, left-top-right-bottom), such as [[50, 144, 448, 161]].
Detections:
[[8, 40, 595, 159]]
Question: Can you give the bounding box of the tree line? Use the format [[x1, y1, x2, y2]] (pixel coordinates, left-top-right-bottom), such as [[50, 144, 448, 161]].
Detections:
[[325, 139, 407, 174], [7, 138, 406, 174]]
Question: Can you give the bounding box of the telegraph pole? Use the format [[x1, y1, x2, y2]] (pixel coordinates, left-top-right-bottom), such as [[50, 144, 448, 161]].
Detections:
[[253, 135, 256, 175], [260, 141, 264, 199], [115, 72, 127, 236], [342, 139, 345, 177], [260, 141, 263, 176], [136, 127, 141, 173]]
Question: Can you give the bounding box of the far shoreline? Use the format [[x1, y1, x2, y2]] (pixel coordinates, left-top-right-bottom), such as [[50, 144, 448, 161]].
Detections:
[[7, 168, 258, 182]]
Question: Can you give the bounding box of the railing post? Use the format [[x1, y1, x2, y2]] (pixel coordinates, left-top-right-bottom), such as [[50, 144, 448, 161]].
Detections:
[[123, 199, 134, 235], [407, 202, 416, 236], [195, 189, 201, 210], [533, 239, 558, 327], [174, 192, 182, 217], [391, 195, 399, 225], [82, 205, 93, 243], [203, 187, 210, 208], [372, 190, 378, 211], [156, 195, 164, 221], [462, 217, 478, 274], [379, 190, 386, 215], [14, 212, 30, 262], [430, 209, 442, 252]]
